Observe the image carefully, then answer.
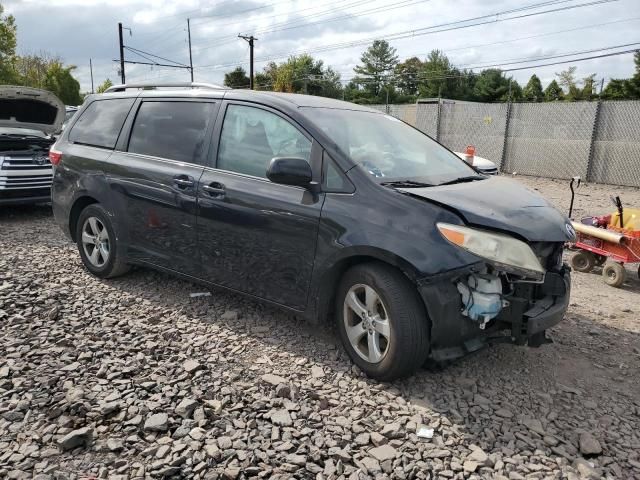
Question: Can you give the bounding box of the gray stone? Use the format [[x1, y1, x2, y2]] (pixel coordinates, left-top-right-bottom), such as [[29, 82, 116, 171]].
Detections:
[[369, 445, 397, 462], [270, 409, 293, 426], [144, 413, 169, 432], [579, 432, 602, 456], [175, 398, 199, 419], [183, 359, 203, 373], [261, 373, 287, 385], [58, 426, 93, 451]]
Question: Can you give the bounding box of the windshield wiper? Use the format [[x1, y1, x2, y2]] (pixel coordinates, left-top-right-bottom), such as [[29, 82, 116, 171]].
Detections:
[[380, 180, 434, 188], [437, 175, 485, 186]]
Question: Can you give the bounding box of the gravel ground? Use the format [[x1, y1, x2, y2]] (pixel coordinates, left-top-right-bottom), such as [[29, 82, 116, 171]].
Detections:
[[1, 176, 639, 480]]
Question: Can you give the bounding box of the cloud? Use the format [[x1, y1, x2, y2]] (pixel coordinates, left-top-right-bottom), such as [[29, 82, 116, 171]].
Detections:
[[5, 0, 639, 93]]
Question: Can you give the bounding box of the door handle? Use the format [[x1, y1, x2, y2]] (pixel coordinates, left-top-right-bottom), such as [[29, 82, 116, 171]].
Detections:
[[173, 175, 194, 188], [202, 182, 225, 197]]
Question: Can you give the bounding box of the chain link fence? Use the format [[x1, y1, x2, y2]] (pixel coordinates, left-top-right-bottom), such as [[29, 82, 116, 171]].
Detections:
[[504, 102, 597, 179], [370, 100, 640, 187], [590, 101, 640, 187], [439, 103, 509, 168]]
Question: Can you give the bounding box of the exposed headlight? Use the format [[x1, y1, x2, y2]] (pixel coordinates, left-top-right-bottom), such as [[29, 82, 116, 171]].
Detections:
[[437, 223, 545, 280]]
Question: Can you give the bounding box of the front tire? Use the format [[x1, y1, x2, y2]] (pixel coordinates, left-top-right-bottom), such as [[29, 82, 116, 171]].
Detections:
[[571, 251, 595, 273], [336, 262, 430, 381], [75, 204, 130, 278]]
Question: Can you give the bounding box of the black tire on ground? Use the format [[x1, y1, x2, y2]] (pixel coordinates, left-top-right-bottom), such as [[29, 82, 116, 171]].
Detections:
[[75, 204, 130, 279], [602, 262, 626, 288], [336, 262, 430, 381], [571, 251, 596, 273]]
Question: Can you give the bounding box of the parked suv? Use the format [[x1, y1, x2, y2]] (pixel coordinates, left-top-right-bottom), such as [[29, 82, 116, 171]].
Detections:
[[51, 83, 574, 380], [0, 86, 64, 205]]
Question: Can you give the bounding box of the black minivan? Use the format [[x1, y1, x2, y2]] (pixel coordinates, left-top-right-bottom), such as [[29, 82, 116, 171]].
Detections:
[[51, 83, 574, 380]]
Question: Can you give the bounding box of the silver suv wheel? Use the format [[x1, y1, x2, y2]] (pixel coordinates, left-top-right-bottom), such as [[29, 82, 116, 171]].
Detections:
[[81, 216, 110, 267], [343, 283, 391, 364]]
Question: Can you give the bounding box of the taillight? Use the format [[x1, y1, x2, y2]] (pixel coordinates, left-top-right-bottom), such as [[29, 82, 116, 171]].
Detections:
[[49, 149, 62, 165]]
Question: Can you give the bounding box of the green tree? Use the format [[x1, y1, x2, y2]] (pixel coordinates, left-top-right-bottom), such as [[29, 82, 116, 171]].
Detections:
[[96, 78, 113, 93], [394, 56, 423, 96], [353, 40, 399, 99], [43, 61, 82, 105], [626, 51, 640, 99], [257, 54, 342, 98], [223, 66, 250, 89], [472, 69, 511, 102], [601, 79, 629, 100], [0, 3, 19, 84], [555, 67, 584, 100], [581, 73, 597, 100], [15, 53, 58, 88], [544, 80, 564, 101], [522, 74, 544, 102], [417, 50, 455, 99]]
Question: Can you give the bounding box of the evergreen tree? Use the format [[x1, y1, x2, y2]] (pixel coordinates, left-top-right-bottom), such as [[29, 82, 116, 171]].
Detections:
[[472, 69, 511, 102], [522, 74, 544, 102], [544, 80, 564, 101], [353, 40, 398, 98]]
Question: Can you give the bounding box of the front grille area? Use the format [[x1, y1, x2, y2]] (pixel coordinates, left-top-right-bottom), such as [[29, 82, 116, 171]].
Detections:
[[0, 153, 51, 170], [530, 242, 565, 271], [0, 154, 53, 191]]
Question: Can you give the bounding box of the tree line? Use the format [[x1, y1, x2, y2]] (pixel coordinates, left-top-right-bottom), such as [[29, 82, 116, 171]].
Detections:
[[2, 2, 639, 106], [0, 5, 86, 105], [225, 39, 640, 104]]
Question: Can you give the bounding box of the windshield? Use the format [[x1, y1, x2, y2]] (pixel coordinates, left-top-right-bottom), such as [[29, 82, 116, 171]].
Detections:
[[306, 107, 478, 185]]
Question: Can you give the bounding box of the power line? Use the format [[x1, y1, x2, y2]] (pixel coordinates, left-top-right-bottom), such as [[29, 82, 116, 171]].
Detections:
[[124, 46, 189, 67], [194, 0, 619, 69], [194, 0, 419, 49]]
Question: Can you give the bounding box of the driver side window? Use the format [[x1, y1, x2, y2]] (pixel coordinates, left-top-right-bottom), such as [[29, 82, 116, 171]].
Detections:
[[217, 104, 311, 178]]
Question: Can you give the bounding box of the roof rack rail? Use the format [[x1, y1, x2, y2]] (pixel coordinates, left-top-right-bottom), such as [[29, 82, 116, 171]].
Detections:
[[104, 82, 229, 93]]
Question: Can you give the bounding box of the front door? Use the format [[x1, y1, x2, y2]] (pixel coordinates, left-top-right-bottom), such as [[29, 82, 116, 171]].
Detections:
[[107, 98, 219, 276], [196, 102, 324, 309]]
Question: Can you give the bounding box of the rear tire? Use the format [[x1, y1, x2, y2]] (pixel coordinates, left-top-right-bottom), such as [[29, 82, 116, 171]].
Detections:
[[602, 262, 625, 288], [336, 262, 430, 381], [76, 204, 130, 279], [571, 251, 595, 273]]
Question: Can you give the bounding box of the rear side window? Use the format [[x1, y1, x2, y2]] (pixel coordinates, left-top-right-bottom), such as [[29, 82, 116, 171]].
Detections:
[[69, 98, 134, 149], [127, 101, 215, 164]]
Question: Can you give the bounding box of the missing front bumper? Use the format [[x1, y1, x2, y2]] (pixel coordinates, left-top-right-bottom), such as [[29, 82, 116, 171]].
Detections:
[[418, 265, 571, 362]]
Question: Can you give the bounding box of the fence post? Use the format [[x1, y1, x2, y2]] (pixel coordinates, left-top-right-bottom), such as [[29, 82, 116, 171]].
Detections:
[[500, 101, 513, 172], [436, 100, 442, 142], [585, 99, 602, 183]]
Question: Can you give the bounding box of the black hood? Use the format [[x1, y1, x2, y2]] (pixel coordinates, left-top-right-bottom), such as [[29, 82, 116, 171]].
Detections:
[[399, 176, 573, 242]]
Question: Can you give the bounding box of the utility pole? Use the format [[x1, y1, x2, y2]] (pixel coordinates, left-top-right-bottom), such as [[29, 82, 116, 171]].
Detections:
[[89, 58, 95, 93], [187, 18, 194, 82], [118, 23, 125, 84], [238, 34, 256, 89]]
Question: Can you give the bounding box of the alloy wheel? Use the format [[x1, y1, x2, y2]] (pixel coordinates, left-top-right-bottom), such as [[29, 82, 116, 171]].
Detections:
[[81, 217, 110, 268], [343, 283, 391, 363]]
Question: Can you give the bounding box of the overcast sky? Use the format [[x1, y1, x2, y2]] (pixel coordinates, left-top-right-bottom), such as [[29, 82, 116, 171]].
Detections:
[[5, 0, 639, 93]]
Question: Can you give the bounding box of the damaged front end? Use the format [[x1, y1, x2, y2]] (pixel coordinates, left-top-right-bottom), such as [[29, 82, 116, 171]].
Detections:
[[419, 226, 570, 362]]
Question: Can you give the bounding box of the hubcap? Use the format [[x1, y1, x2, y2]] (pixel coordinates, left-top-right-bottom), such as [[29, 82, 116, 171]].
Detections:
[[343, 283, 391, 364], [81, 217, 110, 267]]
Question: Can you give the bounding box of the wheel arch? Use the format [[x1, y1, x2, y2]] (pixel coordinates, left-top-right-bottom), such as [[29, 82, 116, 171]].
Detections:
[[68, 195, 99, 242], [311, 247, 426, 324]]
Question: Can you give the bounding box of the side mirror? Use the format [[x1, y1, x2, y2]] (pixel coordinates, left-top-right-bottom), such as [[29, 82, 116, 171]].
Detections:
[[267, 157, 312, 187]]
